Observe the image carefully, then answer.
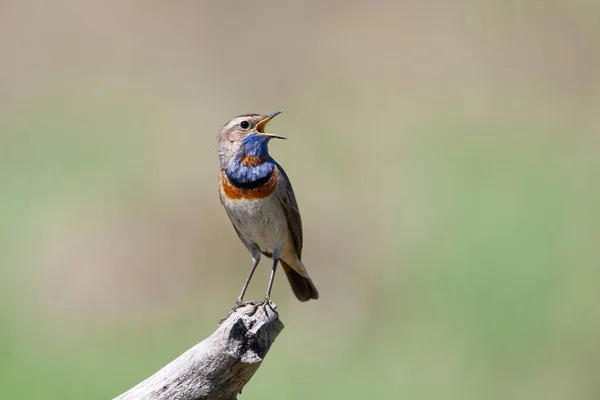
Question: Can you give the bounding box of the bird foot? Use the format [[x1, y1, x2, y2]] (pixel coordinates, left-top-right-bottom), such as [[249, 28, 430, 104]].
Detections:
[[261, 298, 278, 315], [217, 299, 278, 325], [218, 300, 262, 325], [236, 299, 261, 308]]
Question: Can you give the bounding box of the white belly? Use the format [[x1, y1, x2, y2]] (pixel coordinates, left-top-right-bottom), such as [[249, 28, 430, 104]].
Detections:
[[222, 194, 293, 256]]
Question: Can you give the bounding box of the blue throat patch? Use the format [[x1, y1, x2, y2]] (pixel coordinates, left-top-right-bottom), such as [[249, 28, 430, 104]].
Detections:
[[225, 133, 275, 189]]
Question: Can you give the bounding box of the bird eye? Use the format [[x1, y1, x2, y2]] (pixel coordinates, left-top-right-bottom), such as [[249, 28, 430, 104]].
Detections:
[[240, 120, 250, 129]]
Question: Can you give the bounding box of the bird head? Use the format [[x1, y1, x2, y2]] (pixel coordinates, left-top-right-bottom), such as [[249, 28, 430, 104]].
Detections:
[[217, 111, 285, 169]]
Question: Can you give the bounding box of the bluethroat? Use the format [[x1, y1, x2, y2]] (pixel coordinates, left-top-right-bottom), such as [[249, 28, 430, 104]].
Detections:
[[217, 111, 319, 305]]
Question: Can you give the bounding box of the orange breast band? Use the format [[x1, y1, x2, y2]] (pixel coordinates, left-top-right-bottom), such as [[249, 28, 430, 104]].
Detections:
[[241, 155, 269, 167], [221, 169, 278, 200]]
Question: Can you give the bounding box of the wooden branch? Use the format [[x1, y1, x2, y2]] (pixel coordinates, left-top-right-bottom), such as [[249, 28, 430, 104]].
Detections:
[[114, 302, 284, 400]]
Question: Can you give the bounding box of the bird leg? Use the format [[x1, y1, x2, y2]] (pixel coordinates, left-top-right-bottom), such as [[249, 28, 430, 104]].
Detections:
[[235, 252, 261, 307], [264, 250, 280, 303]]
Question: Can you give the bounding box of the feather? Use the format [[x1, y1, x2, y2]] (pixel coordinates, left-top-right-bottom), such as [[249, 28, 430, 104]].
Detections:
[[274, 162, 303, 259]]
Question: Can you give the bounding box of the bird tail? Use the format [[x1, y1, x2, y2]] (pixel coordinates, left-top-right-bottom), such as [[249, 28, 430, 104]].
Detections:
[[281, 260, 319, 302]]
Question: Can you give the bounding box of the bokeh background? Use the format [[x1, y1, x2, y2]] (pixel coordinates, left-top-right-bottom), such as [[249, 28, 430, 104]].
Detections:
[[2, 1, 600, 399]]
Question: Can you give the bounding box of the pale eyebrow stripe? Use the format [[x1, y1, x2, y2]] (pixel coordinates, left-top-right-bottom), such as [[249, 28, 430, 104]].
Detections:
[[225, 118, 242, 130]]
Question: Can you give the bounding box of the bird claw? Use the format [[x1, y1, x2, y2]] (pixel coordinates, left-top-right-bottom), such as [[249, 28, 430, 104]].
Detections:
[[218, 300, 263, 325], [261, 298, 278, 315], [238, 300, 261, 309], [217, 314, 230, 326]]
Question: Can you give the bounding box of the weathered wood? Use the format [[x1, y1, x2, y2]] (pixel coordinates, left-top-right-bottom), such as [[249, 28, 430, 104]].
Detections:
[[114, 302, 284, 400]]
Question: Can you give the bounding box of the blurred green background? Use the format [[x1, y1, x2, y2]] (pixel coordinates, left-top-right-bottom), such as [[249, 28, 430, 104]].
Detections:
[[1, 1, 600, 399]]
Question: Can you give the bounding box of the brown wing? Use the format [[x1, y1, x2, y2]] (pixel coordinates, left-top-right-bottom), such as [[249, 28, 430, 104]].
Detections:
[[275, 163, 303, 259]]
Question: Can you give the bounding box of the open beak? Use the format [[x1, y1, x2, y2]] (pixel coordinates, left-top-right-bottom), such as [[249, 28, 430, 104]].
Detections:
[[256, 110, 286, 139]]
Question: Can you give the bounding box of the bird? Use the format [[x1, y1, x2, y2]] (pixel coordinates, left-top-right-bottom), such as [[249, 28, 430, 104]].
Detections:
[[217, 111, 319, 305]]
